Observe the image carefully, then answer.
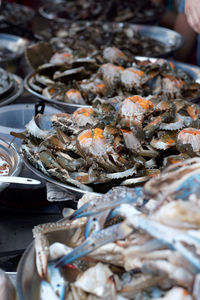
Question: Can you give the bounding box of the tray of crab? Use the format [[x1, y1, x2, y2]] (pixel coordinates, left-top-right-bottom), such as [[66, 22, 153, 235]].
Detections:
[[17, 156, 200, 299], [24, 47, 200, 111], [12, 91, 200, 195]]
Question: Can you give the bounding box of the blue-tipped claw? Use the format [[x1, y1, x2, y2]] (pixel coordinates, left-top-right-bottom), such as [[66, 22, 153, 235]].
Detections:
[[55, 221, 132, 268], [70, 187, 144, 220]]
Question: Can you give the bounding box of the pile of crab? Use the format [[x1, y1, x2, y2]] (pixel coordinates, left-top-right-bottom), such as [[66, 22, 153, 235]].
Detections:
[[39, 0, 163, 23], [14, 93, 200, 193], [33, 157, 200, 299], [26, 44, 200, 105], [39, 22, 166, 58]]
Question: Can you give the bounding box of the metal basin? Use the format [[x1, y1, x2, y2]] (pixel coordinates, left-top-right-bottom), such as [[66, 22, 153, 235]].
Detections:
[[0, 33, 29, 68], [0, 138, 23, 192]]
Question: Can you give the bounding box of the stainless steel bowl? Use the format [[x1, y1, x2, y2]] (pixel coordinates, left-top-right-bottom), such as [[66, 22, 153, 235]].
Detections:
[[0, 73, 24, 107], [0, 33, 29, 67], [0, 138, 23, 192], [16, 242, 39, 300]]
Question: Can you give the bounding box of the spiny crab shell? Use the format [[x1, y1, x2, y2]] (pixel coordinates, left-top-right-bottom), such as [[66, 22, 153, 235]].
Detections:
[[177, 128, 200, 156], [119, 95, 154, 126]]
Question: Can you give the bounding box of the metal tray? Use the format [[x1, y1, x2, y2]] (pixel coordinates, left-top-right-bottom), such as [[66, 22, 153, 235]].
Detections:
[[0, 74, 24, 107], [0, 138, 23, 193], [22, 154, 100, 197], [0, 33, 29, 66], [24, 59, 200, 110]]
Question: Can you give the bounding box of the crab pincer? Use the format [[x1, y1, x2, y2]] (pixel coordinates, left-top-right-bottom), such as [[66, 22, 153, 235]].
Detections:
[[70, 186, 144, 220], [55, 222, 132, 268]]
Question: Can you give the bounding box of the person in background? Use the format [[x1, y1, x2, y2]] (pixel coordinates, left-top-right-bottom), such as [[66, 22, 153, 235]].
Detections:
[[151, 0, 178, 29], [174, 0, 199, 65], [185, 0, 200, 34]]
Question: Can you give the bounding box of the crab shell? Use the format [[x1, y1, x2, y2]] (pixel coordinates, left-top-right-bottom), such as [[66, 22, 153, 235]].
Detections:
[[64, 89, 86, 104], [103, 47, 127, 65], [77, 128, 129, 172], [120, 67, 146, 90], [72, 107, 96, 127], [177, 128, 200, 156], [98, 63, 124, 89], [119, 95, 154, 126]]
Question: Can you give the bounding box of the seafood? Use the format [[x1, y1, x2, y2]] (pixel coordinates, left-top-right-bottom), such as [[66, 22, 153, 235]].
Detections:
[[13, 96, 200, 193], [26, 45, 200, 105], [39, 0, 163, 23], [31, 158, 200, 299]]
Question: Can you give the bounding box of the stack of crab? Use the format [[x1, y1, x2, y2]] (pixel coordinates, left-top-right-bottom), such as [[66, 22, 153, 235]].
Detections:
[[26, 45, 200, 105], [15, 93, 200, 193], [33, 158, 200, 299]]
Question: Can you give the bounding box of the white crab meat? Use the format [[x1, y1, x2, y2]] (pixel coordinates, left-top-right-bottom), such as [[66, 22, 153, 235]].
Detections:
[[75, 262, 113, 297]]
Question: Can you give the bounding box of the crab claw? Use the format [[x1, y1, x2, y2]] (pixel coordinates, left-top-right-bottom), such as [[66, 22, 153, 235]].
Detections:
[[70, 187, 144, 220], [55, 222, 132, 268]]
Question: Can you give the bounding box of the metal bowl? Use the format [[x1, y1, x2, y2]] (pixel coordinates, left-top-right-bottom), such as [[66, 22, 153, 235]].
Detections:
[[0, 138, 23, 192], [0, 33, 29, 67], [0, 73, 24, 107], [16, 242, 39, 300], [24, 58, 200, 110]]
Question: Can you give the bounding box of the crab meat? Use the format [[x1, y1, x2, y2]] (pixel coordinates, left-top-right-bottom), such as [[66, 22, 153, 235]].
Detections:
[[72, 107, 96, 127], [120, 67, 145, 90], [119, 95, 154, 126], [77, 128, 129, 172], [177, 128, 200, 155], [103, 47, 127, 65], [64, 89, 86, 104]]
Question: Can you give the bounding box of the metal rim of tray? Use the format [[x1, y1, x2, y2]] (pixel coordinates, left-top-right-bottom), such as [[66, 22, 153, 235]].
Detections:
[[22, 153, 100, 197]]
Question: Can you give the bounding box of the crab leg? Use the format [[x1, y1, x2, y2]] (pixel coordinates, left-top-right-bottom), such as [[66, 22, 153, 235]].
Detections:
[[55, 222, 132, 268], [70, 186, 144, 219], [119, 204, 200, 271]]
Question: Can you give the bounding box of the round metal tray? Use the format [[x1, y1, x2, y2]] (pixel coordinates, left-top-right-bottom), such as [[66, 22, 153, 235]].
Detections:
[[24, 59, 200, 110], [0, 138, 23, 193], [0, 33, 29, 66], [22, 154, 99, 197], [0, 73, 24, 107]]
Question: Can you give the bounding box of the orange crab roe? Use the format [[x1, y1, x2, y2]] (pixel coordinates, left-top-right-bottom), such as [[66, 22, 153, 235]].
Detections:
[[116, 66, 124, 71], [127, 96, 154, 110], [79, 128, 104, 144], [129, 68, 144, 77], [93, 128, 104, 139], [73, 108, 94, 117], [120, 129, 132, 134], [180, 129, 200, 136], [66, 89, 81, 97]]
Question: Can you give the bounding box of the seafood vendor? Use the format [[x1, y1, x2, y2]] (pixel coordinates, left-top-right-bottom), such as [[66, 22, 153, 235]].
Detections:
[[174, 0, 199, 65]]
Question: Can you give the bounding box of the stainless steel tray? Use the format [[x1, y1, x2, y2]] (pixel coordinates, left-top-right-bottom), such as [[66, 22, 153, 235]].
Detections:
[[24, 59, 200, 110], [0, 73, 24, 107], [0, 33, 29, 66], [22, 154, 100, 197], [0, 138, 23, 192]]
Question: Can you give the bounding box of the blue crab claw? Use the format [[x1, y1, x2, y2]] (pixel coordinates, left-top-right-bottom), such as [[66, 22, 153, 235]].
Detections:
[[55, 222, 132, 268], [173, 173, 200, 201], [70, 187, 144, 220]]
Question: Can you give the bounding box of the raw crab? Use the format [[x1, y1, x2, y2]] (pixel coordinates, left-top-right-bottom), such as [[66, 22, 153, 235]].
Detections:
[[26, 43, 200, 105], [33, 158, 200, 299], [11, 95, 200, 192]]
